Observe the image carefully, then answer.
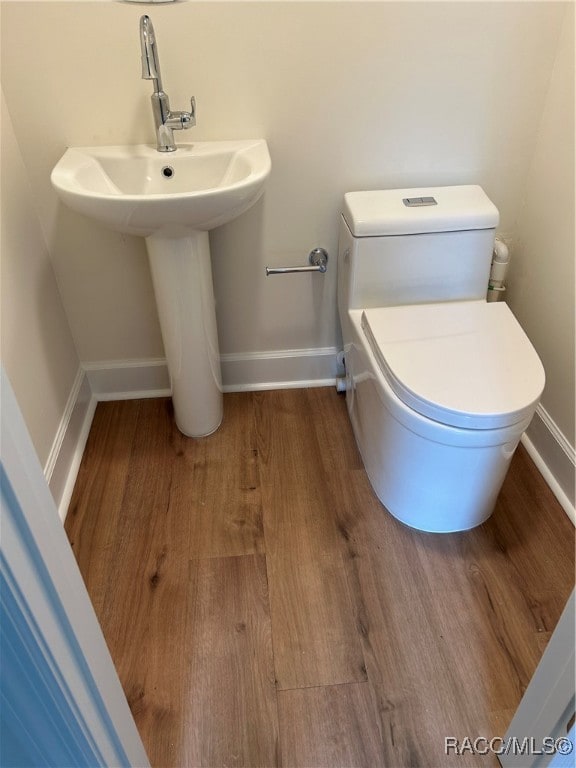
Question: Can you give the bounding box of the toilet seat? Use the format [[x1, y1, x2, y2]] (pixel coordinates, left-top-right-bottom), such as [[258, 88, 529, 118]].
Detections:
[[361, 300, 545, 430]]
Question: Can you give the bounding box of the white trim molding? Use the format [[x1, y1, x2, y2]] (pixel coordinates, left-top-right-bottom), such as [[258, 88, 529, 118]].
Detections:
[[521, 404, 575, 525], [44, 368, 96, 522], [83, 358, 171, 401], [83, 349, 342, 396], [220, 346, 342, 392]]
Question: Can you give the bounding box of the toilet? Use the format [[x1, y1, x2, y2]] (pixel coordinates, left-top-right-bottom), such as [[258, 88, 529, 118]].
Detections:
[[337, 185, 545, 532]]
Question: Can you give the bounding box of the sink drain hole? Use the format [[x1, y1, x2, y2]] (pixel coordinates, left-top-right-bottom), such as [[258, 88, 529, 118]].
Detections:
[[161, 166, 175, 179]]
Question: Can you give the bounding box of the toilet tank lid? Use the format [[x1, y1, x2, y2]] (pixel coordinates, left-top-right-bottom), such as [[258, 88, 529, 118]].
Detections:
[[343, 185, 499, 237]]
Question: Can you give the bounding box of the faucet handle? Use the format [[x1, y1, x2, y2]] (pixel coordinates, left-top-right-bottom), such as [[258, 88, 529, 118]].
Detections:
[[165, 112, 193, 130], [165, 97, 196, 131], [167, 97, 196, 130]]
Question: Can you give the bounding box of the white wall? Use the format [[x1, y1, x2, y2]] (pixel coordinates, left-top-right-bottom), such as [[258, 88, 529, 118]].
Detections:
[[1, 0, 566, 363], [1, 89, 80, 469], [508, 4, 574, 447], [506, 5, 575, 508]]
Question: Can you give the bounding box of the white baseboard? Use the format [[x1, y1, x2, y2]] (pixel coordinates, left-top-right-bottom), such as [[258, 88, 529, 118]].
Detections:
[[521, 404, 575, 525], [84, 358, 171, 400], [220, 346, 342, 392], [83, 349, 342, 397], [44, 368, 96, 522]]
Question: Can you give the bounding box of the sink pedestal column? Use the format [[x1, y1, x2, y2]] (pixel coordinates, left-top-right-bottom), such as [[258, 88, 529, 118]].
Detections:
[[146, 231, 223, 437]]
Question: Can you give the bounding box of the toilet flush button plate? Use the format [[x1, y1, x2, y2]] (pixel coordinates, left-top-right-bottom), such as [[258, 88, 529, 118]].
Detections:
[[403, 196, 437, 207]]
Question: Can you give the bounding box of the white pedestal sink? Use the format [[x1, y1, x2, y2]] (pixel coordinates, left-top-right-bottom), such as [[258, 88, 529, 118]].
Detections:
[[51, 140, 271, 436]]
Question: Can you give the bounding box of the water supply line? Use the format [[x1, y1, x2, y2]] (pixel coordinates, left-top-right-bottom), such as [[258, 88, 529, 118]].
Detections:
[[487, 237, 510, 302]]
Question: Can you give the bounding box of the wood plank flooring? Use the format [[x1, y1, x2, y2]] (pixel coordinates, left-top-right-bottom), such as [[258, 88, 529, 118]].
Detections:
[[65, 390, 575, 768]]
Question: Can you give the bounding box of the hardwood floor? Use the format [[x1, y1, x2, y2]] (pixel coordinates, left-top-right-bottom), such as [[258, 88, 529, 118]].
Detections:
[[65, 390, 575, 768]]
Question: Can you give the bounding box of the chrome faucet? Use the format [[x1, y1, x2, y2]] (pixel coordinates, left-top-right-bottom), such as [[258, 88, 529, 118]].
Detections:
[[139, 15, 196, 152]]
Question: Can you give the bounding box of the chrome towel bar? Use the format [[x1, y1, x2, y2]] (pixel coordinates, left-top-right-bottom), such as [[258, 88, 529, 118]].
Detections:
[[266, 248, 328, 276]]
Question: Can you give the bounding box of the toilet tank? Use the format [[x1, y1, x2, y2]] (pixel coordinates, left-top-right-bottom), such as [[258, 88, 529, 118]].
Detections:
[[338, 185, 499, 311]]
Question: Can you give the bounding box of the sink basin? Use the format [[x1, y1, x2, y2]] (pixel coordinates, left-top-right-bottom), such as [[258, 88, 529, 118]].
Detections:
[[51, 140, 271, 236]]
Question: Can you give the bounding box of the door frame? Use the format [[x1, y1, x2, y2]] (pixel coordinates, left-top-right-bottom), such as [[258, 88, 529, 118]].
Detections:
[[1, 365, 149, 767]]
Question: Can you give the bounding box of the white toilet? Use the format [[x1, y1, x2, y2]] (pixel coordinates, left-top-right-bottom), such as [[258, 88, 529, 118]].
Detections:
[[337, 185, 545, 532]]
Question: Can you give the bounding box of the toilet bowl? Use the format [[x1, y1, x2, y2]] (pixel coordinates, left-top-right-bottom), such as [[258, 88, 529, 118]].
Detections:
[[337, 185, 545, 532]]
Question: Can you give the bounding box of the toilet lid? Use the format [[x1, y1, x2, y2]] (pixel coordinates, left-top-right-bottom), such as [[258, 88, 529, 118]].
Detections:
[[362, 301, 545, 430]]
